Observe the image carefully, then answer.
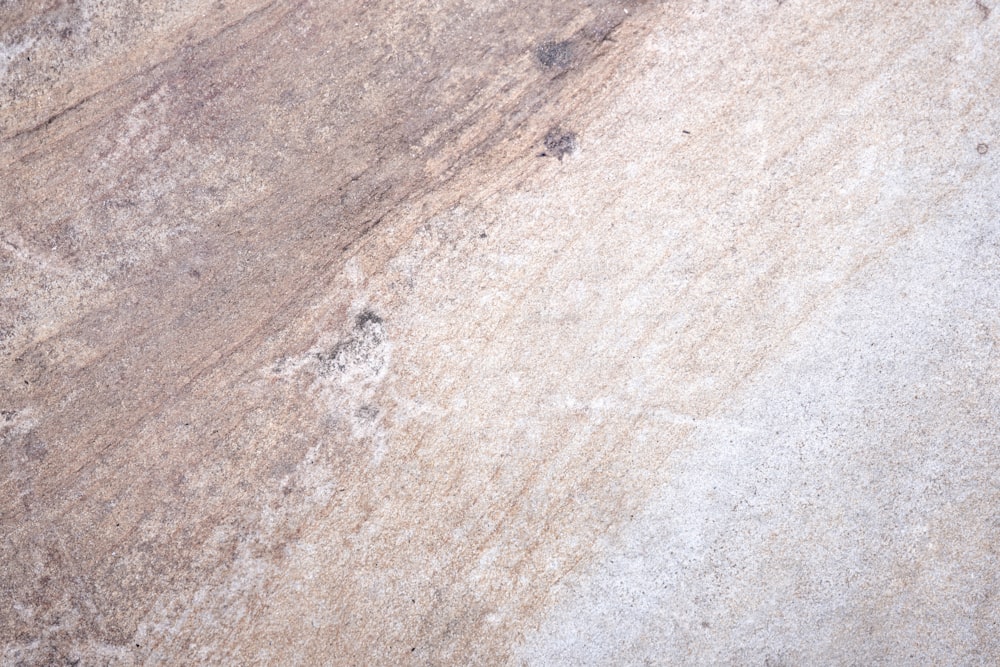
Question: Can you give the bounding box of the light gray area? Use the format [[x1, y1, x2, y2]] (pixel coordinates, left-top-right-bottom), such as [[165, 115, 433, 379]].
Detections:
[[522, 174, 1000, 664]]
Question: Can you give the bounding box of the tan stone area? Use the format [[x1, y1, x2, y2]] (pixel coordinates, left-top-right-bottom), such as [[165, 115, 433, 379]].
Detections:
[[2, 1, 998, 664]]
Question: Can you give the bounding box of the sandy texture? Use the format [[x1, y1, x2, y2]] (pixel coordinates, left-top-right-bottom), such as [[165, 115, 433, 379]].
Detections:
[[2, 1, 998, 664]]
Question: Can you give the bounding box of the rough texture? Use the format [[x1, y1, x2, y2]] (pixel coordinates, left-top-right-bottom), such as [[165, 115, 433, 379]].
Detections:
[[2, 1, 998, 665]]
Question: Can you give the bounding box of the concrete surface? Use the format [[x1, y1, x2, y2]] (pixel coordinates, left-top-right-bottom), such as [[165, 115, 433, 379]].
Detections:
[[1, 0, 998, 664]]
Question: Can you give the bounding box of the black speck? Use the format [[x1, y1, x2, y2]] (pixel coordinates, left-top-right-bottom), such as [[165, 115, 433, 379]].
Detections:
[[682, 130, 691, 135], [355, 310, 383, 329], [535, 40, 573, 69], [541, 128, 578, 160], [479, 232, 487, 238]]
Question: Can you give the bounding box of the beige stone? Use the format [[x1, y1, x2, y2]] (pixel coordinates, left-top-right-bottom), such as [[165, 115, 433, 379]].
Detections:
[[2, 1, 998, 664]]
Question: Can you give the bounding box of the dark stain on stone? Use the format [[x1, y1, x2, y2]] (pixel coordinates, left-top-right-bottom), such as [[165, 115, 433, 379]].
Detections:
[[977, 142, 989, 155], [316, 310, 387, 378], [355, 310, 383, 329], [355, 404, 379, 421], [540, 127, 578, 160], [535, 40, 574, 69]]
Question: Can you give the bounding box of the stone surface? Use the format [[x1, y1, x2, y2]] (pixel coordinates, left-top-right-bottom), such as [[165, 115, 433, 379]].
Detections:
[[1, 1, 998, 664]]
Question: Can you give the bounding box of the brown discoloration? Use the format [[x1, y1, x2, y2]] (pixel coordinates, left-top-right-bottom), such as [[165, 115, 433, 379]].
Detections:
[[1, 0, 656, 663], [5, 0, 999, 664]]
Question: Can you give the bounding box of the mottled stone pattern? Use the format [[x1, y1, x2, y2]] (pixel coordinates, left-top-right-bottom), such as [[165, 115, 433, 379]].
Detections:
[[2, 0, 998, 665]]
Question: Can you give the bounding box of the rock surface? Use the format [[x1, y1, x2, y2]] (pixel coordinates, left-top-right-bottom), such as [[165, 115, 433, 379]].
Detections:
[[1, 1, 998, 664]]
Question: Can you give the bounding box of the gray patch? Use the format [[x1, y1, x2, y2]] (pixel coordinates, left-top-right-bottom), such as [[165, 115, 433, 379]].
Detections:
[[316, 310, 387, 379], [535, 40, 574, 69], [22, 432, 48, 461], [542, 127, 578, 160], [355, 404, 380, 422]]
